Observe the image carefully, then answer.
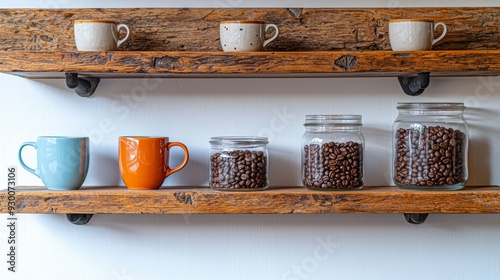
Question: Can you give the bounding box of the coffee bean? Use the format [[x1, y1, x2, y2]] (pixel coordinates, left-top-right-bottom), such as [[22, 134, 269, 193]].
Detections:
[[394, 125, 465, 188], [210, 150, 267, 190], [303, 141, 363, 190]]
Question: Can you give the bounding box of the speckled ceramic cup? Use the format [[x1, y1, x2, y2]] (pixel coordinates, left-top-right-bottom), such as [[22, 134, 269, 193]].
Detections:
[[74, 20, 131, 51], [220, 20, 279, 52]]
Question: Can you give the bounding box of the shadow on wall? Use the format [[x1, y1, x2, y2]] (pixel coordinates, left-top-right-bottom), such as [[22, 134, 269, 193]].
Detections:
[[35, 77, 391, 100], [268, 145, 301, 186], [164, 147, 209, 187], [88, 149, 122, 186], [32, 212, 500, 233], [465, 106, 498, 185], [362, 125, 393, 186]]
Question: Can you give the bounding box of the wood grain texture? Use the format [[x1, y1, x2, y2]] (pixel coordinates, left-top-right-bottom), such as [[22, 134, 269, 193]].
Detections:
[[1, 186, 500, 214], [0, 50, 499, 78], [0, 8, 498, 51]]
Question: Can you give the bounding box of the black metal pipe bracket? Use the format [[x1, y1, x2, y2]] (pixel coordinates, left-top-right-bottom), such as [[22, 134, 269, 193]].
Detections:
[[398, 72, 430, 96], [65, 73, 100, 97], [66, 214, 94, 225], [404, 214, 429, 224]]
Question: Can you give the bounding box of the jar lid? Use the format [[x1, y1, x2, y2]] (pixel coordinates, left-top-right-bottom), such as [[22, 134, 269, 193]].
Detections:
[[397, 102, 465, 111], [209, 136, 269, 145], [304, 115, 362, 126]]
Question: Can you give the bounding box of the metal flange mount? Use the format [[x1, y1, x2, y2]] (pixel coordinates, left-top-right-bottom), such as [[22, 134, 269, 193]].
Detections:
[[66, 214, 94, 225], [398, 72, 430, 96], [404, 214, 429, 224], [65, 73, 100, 97]]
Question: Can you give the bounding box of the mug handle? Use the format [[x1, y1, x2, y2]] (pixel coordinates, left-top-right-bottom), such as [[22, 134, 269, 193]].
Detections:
[[18, 142, 39, 177], [432, 22, 447, 46], [263, 24, 279, 48], [165, 142, 189, 178], [116, 23, 131, 48]]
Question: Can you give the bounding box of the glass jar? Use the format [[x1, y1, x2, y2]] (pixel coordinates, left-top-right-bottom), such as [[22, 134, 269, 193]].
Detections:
[[209, 136, 269, 191], [392, 103, 468, 190], [302, 115, 364, 190]]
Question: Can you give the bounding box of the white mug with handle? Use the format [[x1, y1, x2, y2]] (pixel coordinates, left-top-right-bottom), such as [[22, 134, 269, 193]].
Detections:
[[74, 20, 131, 51], [389, 19, 447, 51]]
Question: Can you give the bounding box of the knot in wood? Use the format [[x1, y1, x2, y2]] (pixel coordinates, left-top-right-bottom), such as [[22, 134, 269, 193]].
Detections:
[[286, 8, 304, 19], [154, 56, 179, 69], [334, 54, 358, 71], [174, 192, 193, 205], [312, 194, 334, 206]]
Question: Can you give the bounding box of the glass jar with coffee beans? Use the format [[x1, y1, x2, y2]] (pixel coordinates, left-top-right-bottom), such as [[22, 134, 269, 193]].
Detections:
[[209, 136, 269, 191], [302, 115, 364, 190], [393, 103, 468, 190]]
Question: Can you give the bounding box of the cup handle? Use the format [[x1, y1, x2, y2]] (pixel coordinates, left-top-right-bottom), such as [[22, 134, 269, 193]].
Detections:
[[165, 142, 189, 178], [263, 24, 279, 48], [116, 23, 131, 48], [18, 142, 39, 177], [432, 22, 447, 46]]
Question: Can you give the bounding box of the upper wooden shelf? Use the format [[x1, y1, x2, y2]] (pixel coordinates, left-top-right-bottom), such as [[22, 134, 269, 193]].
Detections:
[[1, 50, 499, 79], [2, 186, 500, 215], [0, 7, 497, 96]]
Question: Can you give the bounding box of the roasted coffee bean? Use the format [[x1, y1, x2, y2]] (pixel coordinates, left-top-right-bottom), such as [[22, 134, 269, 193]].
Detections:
[[394, 126, 465, 187], [210, 150, 267, 190], [303, 141, 363, 189]]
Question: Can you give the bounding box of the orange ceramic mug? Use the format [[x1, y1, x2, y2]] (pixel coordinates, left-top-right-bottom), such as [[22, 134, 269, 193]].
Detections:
[[119, 136, 189, 190]]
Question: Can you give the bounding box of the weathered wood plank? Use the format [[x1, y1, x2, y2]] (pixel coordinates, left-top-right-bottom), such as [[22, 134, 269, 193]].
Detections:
[[0, 8, 498, 51], [1, 186, 499, 214], [0, 50, 498, 77]]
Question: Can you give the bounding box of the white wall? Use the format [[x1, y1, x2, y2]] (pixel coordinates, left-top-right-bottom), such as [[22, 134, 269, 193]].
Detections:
[[1, 1, 500, 279]]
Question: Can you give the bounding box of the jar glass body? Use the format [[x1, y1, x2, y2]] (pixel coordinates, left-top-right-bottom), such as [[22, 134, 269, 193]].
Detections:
[[209, 136, 269, 191], [392, 103, 468, 190], [302, 115, 364, 190]]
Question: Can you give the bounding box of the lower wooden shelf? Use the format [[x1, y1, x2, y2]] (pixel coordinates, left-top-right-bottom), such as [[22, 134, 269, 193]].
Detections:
[[1, 185, 500, 215], [2, 50, 498, 97], [1, 51, 499, 78]]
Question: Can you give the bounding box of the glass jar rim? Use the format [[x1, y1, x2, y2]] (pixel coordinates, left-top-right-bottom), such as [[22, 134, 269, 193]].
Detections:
[[209, 136, 269, 145], [304, 114, 362, 126], [397, 102, 465, 111]]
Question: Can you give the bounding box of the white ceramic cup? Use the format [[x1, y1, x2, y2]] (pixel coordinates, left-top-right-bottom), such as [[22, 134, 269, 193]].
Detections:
[[74, 20, 131, 51], [220, 20, 279, 52], [389, 19, 447, 51]]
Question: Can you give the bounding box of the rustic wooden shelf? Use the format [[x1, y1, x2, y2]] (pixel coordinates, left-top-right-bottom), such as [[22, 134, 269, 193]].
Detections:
[[2, 186, 499, 215], [0, 7, 498, 96], [1, 8, 499, 225], [1, 50, 498, 96], [0, 50, 499, 79]]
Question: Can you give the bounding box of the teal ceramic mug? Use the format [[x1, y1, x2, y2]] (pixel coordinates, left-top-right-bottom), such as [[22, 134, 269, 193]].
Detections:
[[18, 136, 89, 190]]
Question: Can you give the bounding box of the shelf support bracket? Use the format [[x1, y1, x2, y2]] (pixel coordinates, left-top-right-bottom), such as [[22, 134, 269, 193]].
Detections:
[[65, 73, 100, 97], [66, 214, 93, 225], [398, 72, 430, 96], [404, 214, 429, 224]]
